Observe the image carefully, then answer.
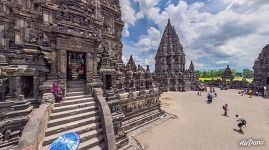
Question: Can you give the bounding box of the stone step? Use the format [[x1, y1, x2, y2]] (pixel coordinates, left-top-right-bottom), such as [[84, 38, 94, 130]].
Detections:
[[48, 110, 99, 128], [79, 128, 103, 145], [126, 115, 161, 134], [50, 105, 97, 120], [78, 135, 104, 150], [43, 123, 102, 146], [64, 94, 89, 101], [66, 91, 86, 97], [83, 142, 106, 150], [54, 97, 94, 107], [45, 116, 100, 137], [117, 137, 129, 150], [125, 112, 162, 133], [52, 101, 95, 113], [67, 80, 85, 84], [67, 83, 85, 88], [67, 87, 86, 93], [123, 109, 160, 126], [124, 106, 158, 121], [0, 137, 19, 149]]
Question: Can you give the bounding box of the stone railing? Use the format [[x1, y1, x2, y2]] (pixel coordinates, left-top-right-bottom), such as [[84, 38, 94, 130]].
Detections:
[[92, 88, 117, 150], [17, 103, 52, 150]]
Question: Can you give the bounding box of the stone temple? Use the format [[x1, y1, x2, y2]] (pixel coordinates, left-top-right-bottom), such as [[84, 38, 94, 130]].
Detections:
[[154, 19, 202, 92], [253, 44, 269, 98], [0, 0, 163, 149]]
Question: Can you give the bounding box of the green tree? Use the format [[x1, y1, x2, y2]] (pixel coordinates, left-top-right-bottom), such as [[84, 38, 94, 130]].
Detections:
[[242, 69, 254, 78]]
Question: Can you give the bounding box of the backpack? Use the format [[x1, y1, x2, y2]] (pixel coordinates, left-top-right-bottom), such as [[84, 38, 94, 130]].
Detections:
[[241, 119, 247, 125], [222, 106, 225, 109]]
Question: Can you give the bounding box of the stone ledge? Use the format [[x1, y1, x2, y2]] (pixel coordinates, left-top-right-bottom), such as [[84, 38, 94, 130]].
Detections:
[[17, 103, 52, 150], [93, 88, 117, 150]]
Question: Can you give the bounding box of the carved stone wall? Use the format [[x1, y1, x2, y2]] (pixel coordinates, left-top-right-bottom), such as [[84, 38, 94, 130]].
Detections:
[[0, 0, 124, 100], [253, 44, 269, 98]]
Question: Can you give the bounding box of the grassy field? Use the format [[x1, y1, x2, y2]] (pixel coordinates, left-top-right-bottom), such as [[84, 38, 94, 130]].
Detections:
[[199, 77, 253, 83]]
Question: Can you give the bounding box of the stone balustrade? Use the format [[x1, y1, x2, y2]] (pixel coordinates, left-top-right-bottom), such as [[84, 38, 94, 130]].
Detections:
[[92, 88, 117, 150]]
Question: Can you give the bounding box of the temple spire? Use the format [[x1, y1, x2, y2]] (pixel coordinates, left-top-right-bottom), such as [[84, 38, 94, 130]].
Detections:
[[127, 55, 137, 71], [155, 19, 185, 73], [189, 60, 194, 71]]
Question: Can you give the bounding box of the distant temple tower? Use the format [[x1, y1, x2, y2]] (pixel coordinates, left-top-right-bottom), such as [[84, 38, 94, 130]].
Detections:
[[155, 19, 185, 74], [221, 65, 234, 81], [154, 19, 202, 91]]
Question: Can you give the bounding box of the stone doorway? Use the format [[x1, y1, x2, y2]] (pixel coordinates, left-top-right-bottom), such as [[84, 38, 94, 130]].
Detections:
[[105, 75, 112, 90], [21, 76, 34, 98], [67, 52, 86, 81]]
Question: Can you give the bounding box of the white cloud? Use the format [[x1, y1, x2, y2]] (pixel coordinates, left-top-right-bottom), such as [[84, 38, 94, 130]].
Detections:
[[119, 0, 269, 70], [138, 27, 161, 52], [216, 60, 229, 65], [119, 0, 137, 37], [125, 0, 269, 70]]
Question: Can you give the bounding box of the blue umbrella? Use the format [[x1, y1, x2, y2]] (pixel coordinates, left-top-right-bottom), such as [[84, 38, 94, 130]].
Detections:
[[49, 132, 80, 150]]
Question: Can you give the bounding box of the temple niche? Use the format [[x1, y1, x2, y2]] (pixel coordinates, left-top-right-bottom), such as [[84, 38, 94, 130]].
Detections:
[[253, 44, 269, 98], [154, 19, 202, 92]]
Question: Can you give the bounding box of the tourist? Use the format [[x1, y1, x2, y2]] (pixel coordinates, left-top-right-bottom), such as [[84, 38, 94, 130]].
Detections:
[[222, 104, 230, 116], [235, 114, 247, 133], [79, 57, 85, 67], [249, 90, 253, 98], [207, 92, 213, 103], [51, 82, 63, 103], [78, 66, 85, 80]]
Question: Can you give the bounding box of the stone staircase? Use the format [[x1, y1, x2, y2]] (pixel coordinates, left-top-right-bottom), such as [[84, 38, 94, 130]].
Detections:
[[69, 59, 81, 80], [42, 81, 106, 150]]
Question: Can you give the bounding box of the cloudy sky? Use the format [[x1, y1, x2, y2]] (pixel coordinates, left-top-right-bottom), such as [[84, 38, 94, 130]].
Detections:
[[119, 0, 269, 71]]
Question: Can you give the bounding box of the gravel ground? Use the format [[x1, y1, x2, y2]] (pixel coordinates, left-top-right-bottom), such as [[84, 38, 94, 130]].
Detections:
[[135, 89, 269, 150]]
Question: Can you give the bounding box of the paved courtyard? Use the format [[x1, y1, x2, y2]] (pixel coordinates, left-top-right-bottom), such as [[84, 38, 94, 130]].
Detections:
[[135, 89, 269, 150]]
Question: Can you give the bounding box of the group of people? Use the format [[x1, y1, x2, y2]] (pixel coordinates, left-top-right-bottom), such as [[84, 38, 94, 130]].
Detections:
[[67, 56, 85, 81], [199, 86, 248, 134], [222, 104, 247, 133], [239, 89, 253, 97]]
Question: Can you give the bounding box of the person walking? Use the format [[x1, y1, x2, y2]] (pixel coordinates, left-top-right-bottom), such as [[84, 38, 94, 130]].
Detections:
[[235, 114, 247, 133], [207, 92, 213, 103], [222, 104, 230, 116]]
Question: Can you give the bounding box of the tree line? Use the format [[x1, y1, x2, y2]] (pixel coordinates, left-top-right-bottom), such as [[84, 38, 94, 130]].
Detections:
[[197, 69, 254, 78]]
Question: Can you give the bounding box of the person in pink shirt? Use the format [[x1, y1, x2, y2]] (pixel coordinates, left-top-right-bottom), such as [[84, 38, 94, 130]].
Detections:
[[51, 81, 63, 103]]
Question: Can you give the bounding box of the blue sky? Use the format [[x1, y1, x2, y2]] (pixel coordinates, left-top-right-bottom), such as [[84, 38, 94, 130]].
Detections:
[[119, 0, 269, 71]]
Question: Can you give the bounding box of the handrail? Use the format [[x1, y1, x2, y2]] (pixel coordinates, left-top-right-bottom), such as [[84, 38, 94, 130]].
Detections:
[[17, 103, 52, 150], [92, 88, 117, 150]]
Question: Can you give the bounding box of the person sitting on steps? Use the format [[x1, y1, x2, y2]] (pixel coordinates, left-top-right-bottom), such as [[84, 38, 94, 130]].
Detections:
[[51, 81, 63, 103]]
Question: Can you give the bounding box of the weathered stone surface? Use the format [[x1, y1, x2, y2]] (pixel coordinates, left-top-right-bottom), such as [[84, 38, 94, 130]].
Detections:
[[154, 19, 202, 91], [42, 93, 55, 104], [17, 104, 51, 150], [0, 100, 33, 149], [253, 44, 269, 98]]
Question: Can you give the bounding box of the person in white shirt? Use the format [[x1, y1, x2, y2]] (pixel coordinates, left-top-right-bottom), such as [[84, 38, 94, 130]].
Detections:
[[236, 114, 246, 133]]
